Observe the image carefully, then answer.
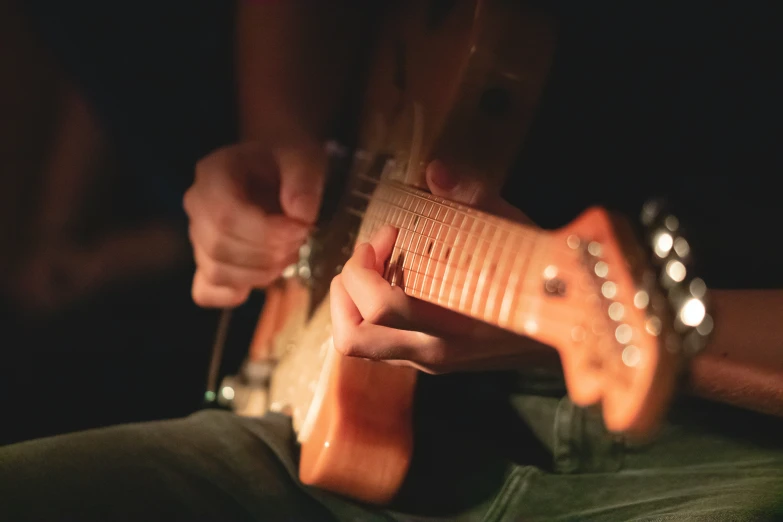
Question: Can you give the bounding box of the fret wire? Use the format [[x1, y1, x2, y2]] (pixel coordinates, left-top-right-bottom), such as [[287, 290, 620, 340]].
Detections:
[[454, 215, 479, 312], [366, 190, 542, 259], [356, 213, 590, 327], [518, 233, 545, 329], [353, 178, 551, 265], [394, 267, 585, 324], [342, 180, 602, 332], [419, 198, 437, 296], [372, 190, 532, 245], [410, 201, 426, 290], [358, 209, 512, 274], [386, 181, 537, 237], [361, 226, 583, 284], [447, 214, 475, 307], [484, 226, 517, 323], [437, 205, 463, 306], [371, 181, 539, 240], [359, 244, 584, 321], [401, 195, 418, 290], [430, 205, 449, 304], [457, 217, 486, 313], [470, 221, 504, 317], [388, 199, 405, 282], [411, 200, 430, 297], [423, 203, 446, 301], [360, 210, 543, 265], [410, 198, 426, 295], [498, 238, 529, 328], [352, 203, 582, 260], [354, 187, 591, 321], [433, 203, 452, 300], [389, 201, 402, 282]]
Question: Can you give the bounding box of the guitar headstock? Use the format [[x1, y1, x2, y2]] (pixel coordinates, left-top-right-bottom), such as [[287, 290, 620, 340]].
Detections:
[[549, 202, 712, 438]]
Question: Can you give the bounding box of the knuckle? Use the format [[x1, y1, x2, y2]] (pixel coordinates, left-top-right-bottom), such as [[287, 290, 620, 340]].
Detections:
[[200, 262, 230, 286], [213, 205, 237, 234], [200, 232, 225, 260], [364, 299, 392, 325], [333, 334, 359, 358], [418, 335, 449, 368]]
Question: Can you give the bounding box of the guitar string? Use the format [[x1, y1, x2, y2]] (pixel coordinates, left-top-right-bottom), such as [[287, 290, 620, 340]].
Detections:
[[358, 204, 635, 342], [356, 176, 541, 238], [349, 188, 608, 317], [349, 177, 593, 259], [353, 207, 585, 281], [328, 169, 642, 343], [356, 194, 590, 306], [355, 207, 590, 326], [357, 208, 640, 368], [358, 219, 586, 322]]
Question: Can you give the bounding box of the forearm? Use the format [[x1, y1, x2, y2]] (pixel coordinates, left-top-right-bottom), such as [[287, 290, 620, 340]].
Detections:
[[684, 289, 783, 417], [236, 1, 378, 145]]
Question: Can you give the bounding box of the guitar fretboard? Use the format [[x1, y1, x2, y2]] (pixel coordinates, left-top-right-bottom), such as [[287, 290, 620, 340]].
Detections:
[[353, 180, 553, 334]]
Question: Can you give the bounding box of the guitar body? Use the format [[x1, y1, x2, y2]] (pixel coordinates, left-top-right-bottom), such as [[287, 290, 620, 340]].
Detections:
[[257, 0, 557, 504]]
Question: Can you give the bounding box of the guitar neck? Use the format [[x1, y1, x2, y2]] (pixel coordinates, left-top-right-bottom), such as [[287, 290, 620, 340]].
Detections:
[[357, 180, 561, 340]]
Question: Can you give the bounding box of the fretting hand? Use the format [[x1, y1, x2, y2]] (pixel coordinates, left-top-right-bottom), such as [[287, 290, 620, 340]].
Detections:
[[329, 162, 556, 374]]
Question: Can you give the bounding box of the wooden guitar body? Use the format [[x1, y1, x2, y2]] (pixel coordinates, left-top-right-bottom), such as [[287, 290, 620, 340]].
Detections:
[[221, 0, 712, 507]]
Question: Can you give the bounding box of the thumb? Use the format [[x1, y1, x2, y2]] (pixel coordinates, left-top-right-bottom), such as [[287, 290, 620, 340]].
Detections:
[[425, 160, 487, 207], [425, 160, 534, 225], [276, 145, 327, 224]]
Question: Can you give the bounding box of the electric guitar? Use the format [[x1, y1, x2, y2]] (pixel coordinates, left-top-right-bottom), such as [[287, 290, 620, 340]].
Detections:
[[217, 0, 712, 505]]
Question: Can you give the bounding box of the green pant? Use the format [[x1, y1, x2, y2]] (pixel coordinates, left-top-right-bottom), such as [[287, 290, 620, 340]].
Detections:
[[2, 372, 782, 521]]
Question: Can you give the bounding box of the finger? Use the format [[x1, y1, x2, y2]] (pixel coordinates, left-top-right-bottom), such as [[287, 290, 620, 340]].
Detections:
[[329, 274, 364, 329], [193, 243, 292, 289], [341, 237, 413, 327], [362, 224, 398, 273], [187, 217, 304, 270], [330, 274, 448, 366], [191, 271, 251, 308], [342, 226, 473, 333], [277, 144, 327, 225], [187, 153, 311, 244]]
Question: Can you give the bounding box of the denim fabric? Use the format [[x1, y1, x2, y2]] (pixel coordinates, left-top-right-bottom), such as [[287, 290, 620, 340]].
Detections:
[[2, 376, 782, 522]]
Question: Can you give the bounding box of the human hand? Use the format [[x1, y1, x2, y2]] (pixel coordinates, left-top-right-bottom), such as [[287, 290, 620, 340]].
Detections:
[[329, 162, 555, 374], [183, 141, 326, 307]]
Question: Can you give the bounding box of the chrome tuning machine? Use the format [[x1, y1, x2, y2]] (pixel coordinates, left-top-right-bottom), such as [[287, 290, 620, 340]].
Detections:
[[640, 199, 713, 356]]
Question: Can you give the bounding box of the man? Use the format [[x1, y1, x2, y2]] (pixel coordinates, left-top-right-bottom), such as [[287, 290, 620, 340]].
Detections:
[[2, 1, 782, 521]]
